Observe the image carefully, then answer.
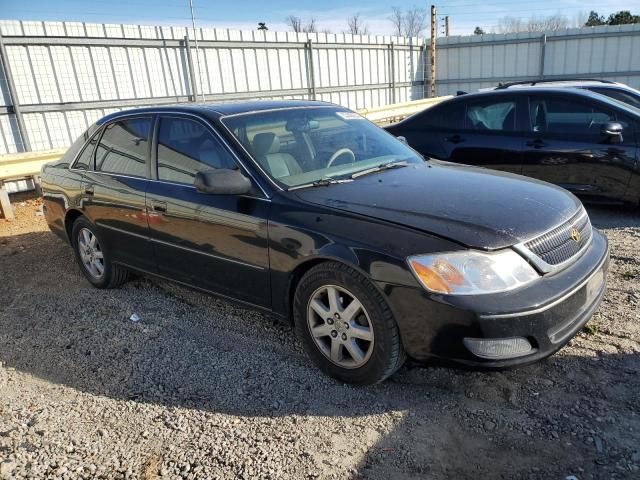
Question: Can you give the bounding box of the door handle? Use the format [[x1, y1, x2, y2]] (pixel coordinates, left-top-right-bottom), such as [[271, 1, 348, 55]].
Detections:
[[446, 135, 465, 144], [84, 186, 94, 196], [151, 201, 167, 213], [526, 139, 548, 148]]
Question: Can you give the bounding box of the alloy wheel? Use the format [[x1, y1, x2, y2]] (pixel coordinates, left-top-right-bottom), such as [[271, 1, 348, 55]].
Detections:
[[77, 227, 105, 279], [306, 284, 374, 369]]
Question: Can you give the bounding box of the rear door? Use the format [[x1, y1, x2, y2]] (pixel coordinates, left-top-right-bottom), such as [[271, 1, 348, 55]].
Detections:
[[521, 94, 634, 201], [146, 114, 271, 307], [441, 95, 525, 174], [81, 116, 154, 272]]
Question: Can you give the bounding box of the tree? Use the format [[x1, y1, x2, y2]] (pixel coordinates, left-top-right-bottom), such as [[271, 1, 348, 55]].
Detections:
[[606, 11, 640, 25], [403, 7, 427, 37], [304, 18, 317, 33], [585, 11, 605, 26], [285, 15, 303, 33], [473, 26, 485, 35], [388, 6, 427, 37], [495, 14, 568, 33], [347, 13, 369, 35], [257, 22, 268, 31], [285, 15, 318, 33], [526, 13, 569, 32], [584, 10, 640, 27], [389, 6, 403, 36]]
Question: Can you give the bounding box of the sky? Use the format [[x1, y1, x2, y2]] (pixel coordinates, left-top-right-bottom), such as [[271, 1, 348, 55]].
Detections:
[[0, 0, 633, 37]]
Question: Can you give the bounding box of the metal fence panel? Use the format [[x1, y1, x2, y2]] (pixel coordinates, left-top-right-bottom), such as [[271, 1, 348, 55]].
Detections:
[[436, 24, 640, 96], [0, 19, 426, 154]]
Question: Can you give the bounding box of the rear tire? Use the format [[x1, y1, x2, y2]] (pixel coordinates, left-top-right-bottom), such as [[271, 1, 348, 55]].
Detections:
[[293, 262, 406, 384], [71, 217, 129, 289]]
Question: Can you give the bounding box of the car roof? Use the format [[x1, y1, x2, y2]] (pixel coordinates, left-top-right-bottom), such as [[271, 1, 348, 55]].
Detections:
[[96, 99, 337, 125], [498, 81, 631, 90], [418, 86, 640, 118]]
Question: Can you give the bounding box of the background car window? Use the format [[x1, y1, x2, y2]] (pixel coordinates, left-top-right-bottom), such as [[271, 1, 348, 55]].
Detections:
[[530, 98, 614, 137], [588, 88, 640, 109], [465, 100, 516, 131], [95, 118, 151, 177], [72, 129, 101, 170], [157, 117, 237, 184], [437, 102, 466, 130]]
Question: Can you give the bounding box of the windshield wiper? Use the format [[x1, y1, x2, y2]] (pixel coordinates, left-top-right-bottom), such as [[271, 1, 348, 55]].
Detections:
[[288, 177, 354, 191], [350, 160, 409, 179]]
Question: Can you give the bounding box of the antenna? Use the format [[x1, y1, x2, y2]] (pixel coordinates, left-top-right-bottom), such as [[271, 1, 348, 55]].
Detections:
[[189, 0, 206, 102]]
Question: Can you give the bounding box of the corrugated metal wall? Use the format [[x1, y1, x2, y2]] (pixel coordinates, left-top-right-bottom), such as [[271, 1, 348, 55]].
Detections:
[[436, 23, 640, 95], [0, 20, 426, 154]]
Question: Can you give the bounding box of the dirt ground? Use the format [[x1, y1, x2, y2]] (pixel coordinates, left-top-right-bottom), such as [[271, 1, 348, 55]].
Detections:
[[0, 195, 639, 480]]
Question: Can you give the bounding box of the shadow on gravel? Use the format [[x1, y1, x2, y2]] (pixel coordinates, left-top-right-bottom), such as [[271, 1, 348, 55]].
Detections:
[[1, 213, 640, 478]]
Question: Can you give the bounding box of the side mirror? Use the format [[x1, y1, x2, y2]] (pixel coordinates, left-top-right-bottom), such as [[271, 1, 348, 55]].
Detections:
[[601, 121, 623, 143], [397, 136, 409, 145], [194, 168, 252, 195]]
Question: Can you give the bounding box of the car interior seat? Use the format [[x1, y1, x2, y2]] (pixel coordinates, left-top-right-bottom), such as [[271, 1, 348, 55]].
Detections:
[[252, 132, 303, 178]]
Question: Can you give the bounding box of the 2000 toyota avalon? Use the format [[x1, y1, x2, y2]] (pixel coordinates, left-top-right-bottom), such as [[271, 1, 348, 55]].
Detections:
[[41, 101, 609, 384]]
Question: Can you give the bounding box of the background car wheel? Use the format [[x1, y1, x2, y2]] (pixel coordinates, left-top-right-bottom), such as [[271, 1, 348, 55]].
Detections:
[[293, 262, 406, 384], [71, 217, 129, 289]]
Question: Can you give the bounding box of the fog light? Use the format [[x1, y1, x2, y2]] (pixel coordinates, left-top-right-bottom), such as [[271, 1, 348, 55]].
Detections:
[[463, 337, 533, 360]]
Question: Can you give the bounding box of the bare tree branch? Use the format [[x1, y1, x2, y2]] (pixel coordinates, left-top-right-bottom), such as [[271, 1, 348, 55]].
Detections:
[[403, 7, 427, 37], [495, 13, 569, 33], [303, 18, 317, 33], [285, 15, 303, 33], [389, 6, 403, 36], [388, 6, 427, 37], [347, 13, 369, 35]]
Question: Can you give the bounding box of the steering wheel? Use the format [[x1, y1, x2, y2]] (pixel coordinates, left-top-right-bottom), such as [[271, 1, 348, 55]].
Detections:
[[327, 148, 356, 167]]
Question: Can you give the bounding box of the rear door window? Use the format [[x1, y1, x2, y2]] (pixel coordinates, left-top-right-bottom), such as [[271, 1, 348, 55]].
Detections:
[[72, 128, 102, 170], [95, 117, 151, 177], [465, 99, 516, 131], [156, 116, 237, 184]]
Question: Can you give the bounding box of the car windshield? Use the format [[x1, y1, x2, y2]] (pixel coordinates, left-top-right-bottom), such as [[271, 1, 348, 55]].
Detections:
[[221, 106, 423, 188]]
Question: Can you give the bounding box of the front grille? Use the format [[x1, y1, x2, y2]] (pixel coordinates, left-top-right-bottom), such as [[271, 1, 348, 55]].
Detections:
[[525, 209, 592, 266]]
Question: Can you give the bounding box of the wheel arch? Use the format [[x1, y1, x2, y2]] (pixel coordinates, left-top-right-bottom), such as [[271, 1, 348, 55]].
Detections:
[[64, 208, 85, 243], [284, 247, 379, 323]]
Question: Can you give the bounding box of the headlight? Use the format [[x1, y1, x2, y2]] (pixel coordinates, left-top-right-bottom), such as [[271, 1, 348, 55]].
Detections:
[[407, 249, 539, 295]]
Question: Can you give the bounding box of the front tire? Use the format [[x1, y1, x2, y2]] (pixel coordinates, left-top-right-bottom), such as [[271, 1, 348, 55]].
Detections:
[[71, 217, 129, 289], [293, 262, 406, 384]]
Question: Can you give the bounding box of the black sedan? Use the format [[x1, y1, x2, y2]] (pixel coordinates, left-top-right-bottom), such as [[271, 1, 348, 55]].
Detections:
[[386, 87, 640, 205], [42, 101, 609, 384]]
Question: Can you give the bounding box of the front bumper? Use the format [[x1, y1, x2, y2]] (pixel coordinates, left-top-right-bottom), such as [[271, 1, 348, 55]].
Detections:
[[376, 229, 609, 367]]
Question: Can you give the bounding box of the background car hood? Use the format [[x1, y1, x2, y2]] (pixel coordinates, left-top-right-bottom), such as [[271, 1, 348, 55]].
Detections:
[[291, 161, 582, 250]]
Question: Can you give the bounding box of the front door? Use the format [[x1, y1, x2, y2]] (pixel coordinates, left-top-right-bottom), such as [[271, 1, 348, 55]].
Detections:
[[81, 116, 154, 272], [145, 115, 271, 308], [521, 94, 634, 201]]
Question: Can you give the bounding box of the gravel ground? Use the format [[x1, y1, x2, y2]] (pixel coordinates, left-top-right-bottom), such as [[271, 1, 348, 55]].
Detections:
[[1, 195, 639, 480]]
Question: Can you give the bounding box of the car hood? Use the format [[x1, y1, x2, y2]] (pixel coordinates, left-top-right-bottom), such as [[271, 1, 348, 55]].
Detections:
[[291, 161, 582, 250]]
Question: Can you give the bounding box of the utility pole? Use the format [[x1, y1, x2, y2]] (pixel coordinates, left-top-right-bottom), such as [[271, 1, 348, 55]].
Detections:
[[445, 16, 450, 37], [429, 5, 437, 98]]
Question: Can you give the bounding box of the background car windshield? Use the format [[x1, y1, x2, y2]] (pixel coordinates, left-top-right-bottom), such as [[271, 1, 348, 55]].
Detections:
[[222, 107, 422, 187]]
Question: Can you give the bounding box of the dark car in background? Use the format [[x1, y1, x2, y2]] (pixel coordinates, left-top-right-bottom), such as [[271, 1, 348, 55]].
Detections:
[[489, 78, 640, 109], [42, 101, 608, 384], [386, 87, 640, 205]]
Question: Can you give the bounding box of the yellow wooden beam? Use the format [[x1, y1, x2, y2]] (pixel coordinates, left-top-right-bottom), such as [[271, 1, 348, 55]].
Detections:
[[0, 149, 66, 181]]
